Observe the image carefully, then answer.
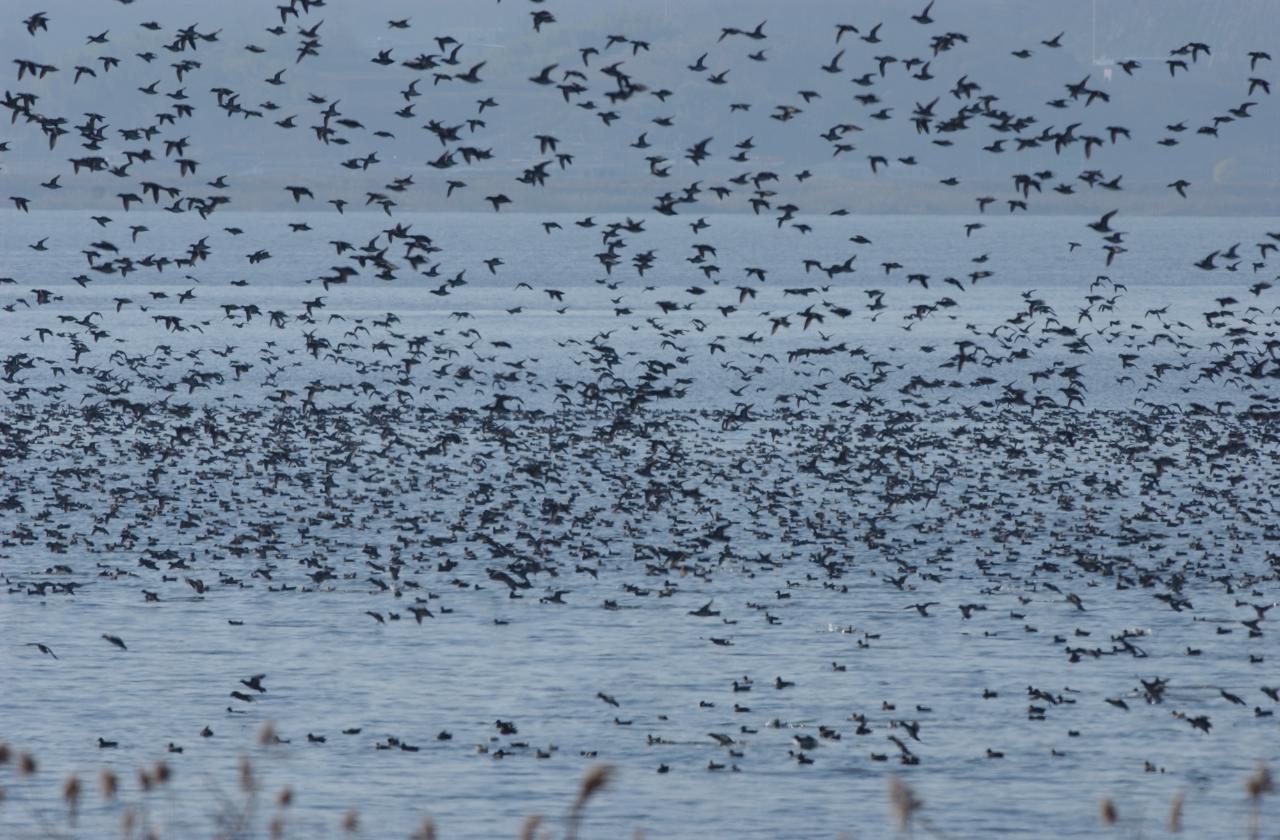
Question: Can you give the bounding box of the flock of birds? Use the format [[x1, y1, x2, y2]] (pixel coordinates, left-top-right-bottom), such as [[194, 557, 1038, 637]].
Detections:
[[1, 0, 1278, 835], [0, 0, 1277, 415], [2, 388, 1278, 832]]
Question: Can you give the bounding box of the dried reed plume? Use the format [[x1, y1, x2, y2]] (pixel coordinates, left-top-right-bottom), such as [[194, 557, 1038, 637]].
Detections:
[[0, 737, 1273, 839], [62, 774, 81, 825], [886, 775, 949, 837], [1099, 796, 1117, 827], [521, 814, 544, 840], [99, 769, 118, 801], [888, 775, 921, 832], [565, 764, 614, 840], [1246, 763, 1273, 840], [1246, 763, 1273, 800], [239, 755, 256, 794]]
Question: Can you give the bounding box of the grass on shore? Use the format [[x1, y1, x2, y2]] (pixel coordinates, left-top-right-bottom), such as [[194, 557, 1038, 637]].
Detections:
[[0, 728, 1273, 838]]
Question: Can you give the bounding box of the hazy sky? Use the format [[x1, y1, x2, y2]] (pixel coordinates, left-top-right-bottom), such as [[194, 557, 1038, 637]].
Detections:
[[1, 0, 1276, 213]]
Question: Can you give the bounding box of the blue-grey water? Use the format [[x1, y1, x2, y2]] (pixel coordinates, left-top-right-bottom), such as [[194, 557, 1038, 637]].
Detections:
[[2, 209, 1278, 838]]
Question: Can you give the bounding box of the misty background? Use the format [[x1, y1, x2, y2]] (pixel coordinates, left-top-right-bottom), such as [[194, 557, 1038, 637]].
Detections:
[[0, 0, 1277, 214]]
